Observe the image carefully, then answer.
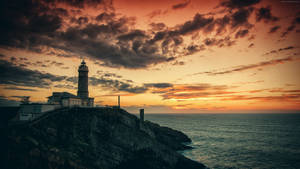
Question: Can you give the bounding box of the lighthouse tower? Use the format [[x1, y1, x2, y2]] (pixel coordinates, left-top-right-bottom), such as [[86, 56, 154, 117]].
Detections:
[[77, 60, 89, 98]]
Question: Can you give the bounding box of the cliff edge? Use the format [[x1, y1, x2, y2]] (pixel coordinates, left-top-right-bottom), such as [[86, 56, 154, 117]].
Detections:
[[7, 107, 207, 169]]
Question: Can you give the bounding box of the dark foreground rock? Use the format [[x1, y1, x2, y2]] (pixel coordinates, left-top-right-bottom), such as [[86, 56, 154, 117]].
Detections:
[[6, 107, 207, 169]]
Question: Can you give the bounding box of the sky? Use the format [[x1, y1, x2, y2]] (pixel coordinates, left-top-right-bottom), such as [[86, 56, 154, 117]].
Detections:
[[0, 0, 299, 113]]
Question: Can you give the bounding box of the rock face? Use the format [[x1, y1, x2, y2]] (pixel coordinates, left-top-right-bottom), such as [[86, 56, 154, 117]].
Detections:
[[7, 107, 207, 169]]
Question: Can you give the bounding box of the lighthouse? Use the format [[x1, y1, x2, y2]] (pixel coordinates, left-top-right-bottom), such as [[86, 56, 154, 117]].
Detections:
[[47, 60, 94, 107], [77, 60, 89, 98]]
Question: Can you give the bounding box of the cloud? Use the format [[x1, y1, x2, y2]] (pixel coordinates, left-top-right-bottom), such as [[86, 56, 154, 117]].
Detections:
[[203, 37, 235, 47], [186, 44, 205, 54], [219, 94, 300, 102], [117, 30, 147, 41], [149, 22, 166, 31], [56, 23, 173, 69], [90, 77, 147, 93], [144, 83, 173, 88], [54, 84, 77, 89], [0, 0, 243, 70], [256, 6, 279, 23], [220, 0, 261, 9], [278, 46, 295, 51], [214, 15, 230, 34], [4, 87, 38, 91], [1, 0, 171, 69], [172, 0, 191, 10], [268, 88, 300, 93], [194, 56, 299, 76], [46, 0, 113, 9], [269, 26, 280, 33], [0, 60, 66, 88], [235, 29, 249, 38], [71, 16, 89, 25], [281, 25, 296, 37], [147, 10, 168, 19], [177, 13, 214, 35], [248, 43, 254, 48], [66, 76, 147, 94], [263, 46, 295, 55], [230, 8, 254, 28], [158, 83, 235, 100], [281, 14, 300, 37], [96, 70, 123, 78], [95, 12, 115, 22], [0, 0, 289, 70], [172, 61, 185, 66]]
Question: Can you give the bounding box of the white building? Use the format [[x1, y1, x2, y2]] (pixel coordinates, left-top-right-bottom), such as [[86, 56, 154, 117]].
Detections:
[[19, 103, 60, 121], [47, 92, 94, 107]]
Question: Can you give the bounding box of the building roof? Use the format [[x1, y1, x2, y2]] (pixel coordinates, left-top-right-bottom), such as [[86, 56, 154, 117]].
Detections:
[[48, 92, 79, 99]]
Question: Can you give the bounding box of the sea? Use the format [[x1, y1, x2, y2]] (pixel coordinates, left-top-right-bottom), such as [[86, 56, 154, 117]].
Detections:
[[145, 113, 300, 169]]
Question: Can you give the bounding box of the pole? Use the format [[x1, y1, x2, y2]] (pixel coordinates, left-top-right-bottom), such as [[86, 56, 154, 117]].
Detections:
[[118, 95, 120, 108]]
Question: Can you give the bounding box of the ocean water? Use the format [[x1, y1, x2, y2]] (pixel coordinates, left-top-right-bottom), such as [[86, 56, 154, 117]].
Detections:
[[145, 113, 300, 169]]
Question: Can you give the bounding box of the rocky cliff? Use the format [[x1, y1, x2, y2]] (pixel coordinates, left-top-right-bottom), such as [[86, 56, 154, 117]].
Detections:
[[7, 107, 207, 169]]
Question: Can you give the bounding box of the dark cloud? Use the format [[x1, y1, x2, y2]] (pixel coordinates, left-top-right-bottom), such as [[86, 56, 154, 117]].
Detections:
[[71, 16, 89, 25], [97, 71, 123, 78], [269, 26, 280, 33], [281, 14, 300, 37], [117, 30, 147, 41], [4, 87, 38, 91], [0, 60, 66, 88], [95, 12, 115, 22], [50, 61, 64, 67], [235, 29, 249, 38], [214, 15, 231, 34], [0, 0, 63, 51], [263, 46, 295, 55], [149, 13, 215, 49], [66, 76, 147, 94], [203, 37, 235, 47], [144, 83, 173, 88], [159, 84, 234, 100], [54, 21, 173, 69], [172, 61, 185, 66], [47, 0, 113, 9], [0, 0, 285, 70], [194, 56, 298, 76], [185, 44, 205, 55], [256, 6, 279, 23], [89, 77, 147, 94], [172, 0, 191, 10], [278, 46, 295, 51], [220, 0, 260, 9], [178, 13, 214, 35], [231, 8, 253, 28], [219, 94, 300, 102], [54, 84, 77, 89], [1, 0, 161, 69], [149, 23, 166, 31], [147, 10, 168, 19], [263, 50, 277, 55], [281, 25, 296, 37], [67, 75, 174, 94]]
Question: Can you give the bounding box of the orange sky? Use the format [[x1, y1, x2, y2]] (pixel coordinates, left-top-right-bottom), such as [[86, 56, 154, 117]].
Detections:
[[0, 0, 299, 113]]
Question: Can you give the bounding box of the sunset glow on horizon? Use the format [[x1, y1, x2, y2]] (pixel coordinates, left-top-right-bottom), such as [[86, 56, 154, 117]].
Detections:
[[0, 0, 299, 113]]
